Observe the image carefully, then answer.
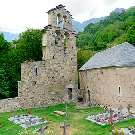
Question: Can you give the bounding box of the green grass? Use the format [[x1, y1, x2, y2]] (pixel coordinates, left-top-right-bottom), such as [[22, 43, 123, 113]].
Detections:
[[0, 104, 135, 135]]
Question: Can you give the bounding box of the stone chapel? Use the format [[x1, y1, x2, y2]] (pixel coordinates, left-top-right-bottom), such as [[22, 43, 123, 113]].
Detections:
[[1, 5, 135, 114], [79, 42, 135, 110]]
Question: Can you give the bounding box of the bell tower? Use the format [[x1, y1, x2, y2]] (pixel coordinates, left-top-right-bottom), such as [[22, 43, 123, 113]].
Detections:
[[42, 4, 76, 62]]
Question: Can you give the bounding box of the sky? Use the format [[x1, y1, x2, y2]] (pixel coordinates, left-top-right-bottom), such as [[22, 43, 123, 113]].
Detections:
[[0, 0, 135, 34]]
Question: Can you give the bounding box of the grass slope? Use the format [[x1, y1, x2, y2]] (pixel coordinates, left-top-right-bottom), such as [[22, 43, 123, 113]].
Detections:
[[0, 104, 135, 135]]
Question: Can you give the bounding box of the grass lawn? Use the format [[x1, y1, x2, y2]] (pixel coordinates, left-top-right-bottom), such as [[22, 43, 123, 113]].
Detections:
[[0, 104, 135, 135]]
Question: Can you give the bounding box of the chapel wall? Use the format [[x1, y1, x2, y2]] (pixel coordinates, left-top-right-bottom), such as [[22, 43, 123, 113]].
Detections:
[[79, 67, 135, 110], [18, 50, 78, 107]]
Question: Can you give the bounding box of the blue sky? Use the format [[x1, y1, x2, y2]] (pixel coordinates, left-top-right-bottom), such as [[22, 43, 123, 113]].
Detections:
[[0, 0, 135, 34]]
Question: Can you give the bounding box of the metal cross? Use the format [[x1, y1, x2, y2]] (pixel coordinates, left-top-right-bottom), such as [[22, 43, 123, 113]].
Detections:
[[29, 116, 32, 123], [60, 120, 70, 135], [91, 98, 94, 106], [12, 114, 15, 118], [36, 123, 48, 135], [63, 104, 69, 116], [76, 97, 78, 107], [109, 108, 114, 122], [127, 104, 132, 115], [118, 105, 123, 115], [118, 105, 123, 122]]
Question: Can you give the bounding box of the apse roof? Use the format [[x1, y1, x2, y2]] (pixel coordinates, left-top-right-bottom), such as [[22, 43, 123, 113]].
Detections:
[[79, 42, 135, 70]]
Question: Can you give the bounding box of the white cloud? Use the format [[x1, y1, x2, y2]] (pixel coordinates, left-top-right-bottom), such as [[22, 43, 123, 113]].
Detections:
[[102, 0, 119, 6], [0, 0, 135, 34]]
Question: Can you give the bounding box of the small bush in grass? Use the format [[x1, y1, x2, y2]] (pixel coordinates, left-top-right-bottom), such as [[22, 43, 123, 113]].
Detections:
[[120, 131, 125, 135], [113, 128, 119, 135]]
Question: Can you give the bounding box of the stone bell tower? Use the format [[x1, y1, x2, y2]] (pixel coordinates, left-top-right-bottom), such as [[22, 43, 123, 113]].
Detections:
[[41, 4, 78, 103], [18, 4, 78, 108], [42, 4, 76, 62]]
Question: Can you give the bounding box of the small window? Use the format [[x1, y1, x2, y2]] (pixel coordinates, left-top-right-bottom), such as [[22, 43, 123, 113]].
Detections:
[[52, 56, 54, 59], [36, 68, 37, 75], [118, 86, 121, 94]]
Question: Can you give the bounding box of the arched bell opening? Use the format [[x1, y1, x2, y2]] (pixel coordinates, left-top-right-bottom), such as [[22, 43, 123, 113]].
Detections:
[[64, 32, 70, 48], [63, 15, 67, 29], [57, 13, 61, 27], [55, 30, 62, 47]]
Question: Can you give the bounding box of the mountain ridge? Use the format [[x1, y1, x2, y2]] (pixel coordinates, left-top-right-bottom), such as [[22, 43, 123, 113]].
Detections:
[[73, 7, 126, 33], [1, 7, 129, 42]]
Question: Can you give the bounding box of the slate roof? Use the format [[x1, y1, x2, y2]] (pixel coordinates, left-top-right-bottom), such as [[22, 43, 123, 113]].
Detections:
[[79, 42, 135, 70]]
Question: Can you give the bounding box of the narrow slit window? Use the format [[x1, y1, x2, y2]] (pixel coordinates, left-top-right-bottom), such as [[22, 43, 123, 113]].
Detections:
[[36, 68, 37, 75], [118, 86, 121, 94], [57, 16, 58, 27]]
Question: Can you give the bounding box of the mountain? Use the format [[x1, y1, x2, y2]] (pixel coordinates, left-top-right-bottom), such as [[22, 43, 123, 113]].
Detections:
[[0, 31, 18, 42], [73, 17, 106, 33], [76, 6, 135, 49], [73, 7, 128, 33], [111, 8, 125, 13], [1, 7, 132, 41]]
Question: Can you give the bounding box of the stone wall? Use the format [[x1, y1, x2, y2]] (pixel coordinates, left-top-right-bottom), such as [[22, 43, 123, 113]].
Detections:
[[0, 4, 78, 113], [79, 66, 135, 110], [0, 96, 64, 113], [0, 97, 20, 113]]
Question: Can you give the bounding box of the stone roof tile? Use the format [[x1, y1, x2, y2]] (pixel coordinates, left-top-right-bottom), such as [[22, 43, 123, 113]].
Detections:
[[79, 42, 135, 70]]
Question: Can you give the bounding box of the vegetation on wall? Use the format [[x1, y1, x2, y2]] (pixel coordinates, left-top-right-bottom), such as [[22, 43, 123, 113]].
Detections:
[[0, 7, 135, 99]]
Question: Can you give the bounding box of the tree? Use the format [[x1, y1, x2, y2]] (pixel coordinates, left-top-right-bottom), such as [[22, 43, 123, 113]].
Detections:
[[126, 23, 135, 45], [77, 49, 96, 69], [13, 28, 42, 61], [0, 28, 43, 99], [0, 68, 9, 99], [0, 33, 11, 99]]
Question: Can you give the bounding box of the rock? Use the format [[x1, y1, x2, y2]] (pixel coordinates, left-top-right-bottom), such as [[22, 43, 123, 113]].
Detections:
[[26, 121, 31, 125], [54, 111, 66, 116], [59, 112, 66, 116]]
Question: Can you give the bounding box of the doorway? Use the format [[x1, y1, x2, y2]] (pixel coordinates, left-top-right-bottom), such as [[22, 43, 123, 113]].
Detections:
[[68, 88, 72, 100]]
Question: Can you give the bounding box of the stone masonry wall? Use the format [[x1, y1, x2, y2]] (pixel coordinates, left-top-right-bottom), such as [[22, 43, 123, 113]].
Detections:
[[0, 96, 62, 113], [0, 5, 78, 113], [80, 66, 135, 110], [0, 97, 20, 113]]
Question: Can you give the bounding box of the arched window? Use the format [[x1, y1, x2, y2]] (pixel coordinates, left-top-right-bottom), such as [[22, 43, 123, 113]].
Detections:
[[62, 18, 64, 28], [55, 30, 61, 46], [64, 32, 69, 48], [57, 13, 61, 27], [55, 32, 58, 46], [57, 16, 59, 27], [35, 68, 37, 75], [118, 86, 121, 94], [63, 16, 67, 28], [88, 90, 90, 101]]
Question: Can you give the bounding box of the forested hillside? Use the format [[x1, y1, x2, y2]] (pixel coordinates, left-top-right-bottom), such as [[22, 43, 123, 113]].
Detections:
[[0, 7, 135, 99], [77, 6, 135, 69]]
